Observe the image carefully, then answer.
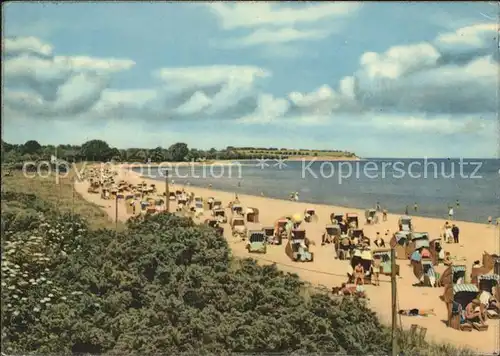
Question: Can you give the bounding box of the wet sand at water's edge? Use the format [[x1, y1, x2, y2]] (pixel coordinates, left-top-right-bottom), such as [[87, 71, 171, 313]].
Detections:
[[75, 165, 500, 353]]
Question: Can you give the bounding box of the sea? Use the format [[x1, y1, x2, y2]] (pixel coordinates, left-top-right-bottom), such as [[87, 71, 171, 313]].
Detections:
[[132, 158, 500, 224]]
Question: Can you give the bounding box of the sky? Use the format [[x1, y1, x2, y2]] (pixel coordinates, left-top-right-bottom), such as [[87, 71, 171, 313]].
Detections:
[[2, 2, 499, 157]]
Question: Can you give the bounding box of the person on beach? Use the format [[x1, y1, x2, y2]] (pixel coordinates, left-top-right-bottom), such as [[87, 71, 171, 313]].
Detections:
[[376, 202, 381, 212], [382, 208, 387, 221], [398, 308, 436, 317], [414, 202, 418, 212], [294, 192, 299, 201], [333, 283, 365, 298], [448, 206, 454, 220], [443, 252, 453, 266], [354, 263, 365, 285], [372, 255, 381, 286], [374, 232, 385, 248], [465, 299, 486, 325], [285, 217, 294, 239], [443, 221, 452, 243], [405, 205, 409, 215], [488, 216, 492, 225], [478, 290, 495, 310], [339, 219, 348, 235], [207, 197, 214, 210], [472, 260, 481, 269], [451, 224, 459, 243]]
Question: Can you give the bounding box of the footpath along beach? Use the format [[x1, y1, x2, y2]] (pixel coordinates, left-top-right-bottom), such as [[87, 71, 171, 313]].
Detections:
[[74, 164, 500, 353]]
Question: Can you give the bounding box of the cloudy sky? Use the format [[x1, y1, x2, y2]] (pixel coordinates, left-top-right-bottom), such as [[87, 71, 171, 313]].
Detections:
[[2, 2, 498, 157]]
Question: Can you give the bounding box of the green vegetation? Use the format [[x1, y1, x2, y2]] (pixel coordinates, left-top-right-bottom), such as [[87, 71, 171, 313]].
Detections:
[[2, 170, 123, 231], [2, 139, 356, 164], [1, 175, 473, 355]]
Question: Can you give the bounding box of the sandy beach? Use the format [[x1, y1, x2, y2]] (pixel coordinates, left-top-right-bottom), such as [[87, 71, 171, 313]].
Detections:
[[75, 165, 499, 353]]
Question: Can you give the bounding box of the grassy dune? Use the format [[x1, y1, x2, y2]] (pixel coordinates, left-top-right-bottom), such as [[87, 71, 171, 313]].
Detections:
[[2, 169, 124, 231]]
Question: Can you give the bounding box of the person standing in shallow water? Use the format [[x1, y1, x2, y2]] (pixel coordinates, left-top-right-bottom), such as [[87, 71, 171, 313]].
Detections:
[[414, 202, 418, 212], [376, 202, 381, 212], [405, 205, 409, 215]]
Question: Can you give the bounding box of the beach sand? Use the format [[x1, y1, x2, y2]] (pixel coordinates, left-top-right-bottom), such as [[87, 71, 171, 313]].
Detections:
[[75, 165, 499, 353]]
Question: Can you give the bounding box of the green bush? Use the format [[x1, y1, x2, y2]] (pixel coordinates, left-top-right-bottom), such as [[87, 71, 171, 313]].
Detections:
[[1, 192, 473, 355]]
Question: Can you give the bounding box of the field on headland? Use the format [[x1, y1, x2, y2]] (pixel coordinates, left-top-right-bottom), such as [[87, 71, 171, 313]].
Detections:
[[230, 147, 358, 161]]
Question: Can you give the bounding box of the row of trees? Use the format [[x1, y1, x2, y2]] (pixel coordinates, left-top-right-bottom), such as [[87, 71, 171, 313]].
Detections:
[[1, 189, 470, 355], [1, 140, 356, 163], [1, 140, 190, 163]]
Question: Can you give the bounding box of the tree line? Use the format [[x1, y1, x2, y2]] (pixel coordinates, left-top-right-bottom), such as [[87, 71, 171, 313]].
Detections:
[[1, 140, 356, 164]]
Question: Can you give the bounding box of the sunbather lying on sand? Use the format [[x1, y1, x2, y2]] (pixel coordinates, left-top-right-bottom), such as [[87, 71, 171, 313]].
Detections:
[[332, 283, 366, 298], [398, 308, 436, 317]]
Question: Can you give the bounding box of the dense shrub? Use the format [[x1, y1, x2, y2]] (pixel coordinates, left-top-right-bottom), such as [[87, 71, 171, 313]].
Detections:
[[1, 192, 473, 355]]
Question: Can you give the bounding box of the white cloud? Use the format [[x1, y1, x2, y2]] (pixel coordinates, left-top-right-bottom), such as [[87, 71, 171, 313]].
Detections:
[[3, 36, 53, 57], [237, 94, 289, 124], [174, 91, 212, 116], [53, 56, 135, 73], [156, 65, 270, 88], [434, 23, 498, 51], [359, 43, 440, 80], [227, 28, 330, 48], [3, 37, 273, 122], [94, 89, 159, 110], [285, 22, 498, 119], [206, 2, 361, 49], [4, 21, 497, 144], [3, 36, 136, 118], [205, 2, 361, 30]]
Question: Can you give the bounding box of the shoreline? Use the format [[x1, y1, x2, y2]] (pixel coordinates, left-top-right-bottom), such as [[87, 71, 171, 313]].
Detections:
[[120, 156, 360, 168], [136, 173, 492, 226], [76, 165, 500, 353]]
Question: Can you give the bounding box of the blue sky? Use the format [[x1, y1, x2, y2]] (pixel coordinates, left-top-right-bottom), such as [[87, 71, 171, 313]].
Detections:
[[2, 2, 498, 157]]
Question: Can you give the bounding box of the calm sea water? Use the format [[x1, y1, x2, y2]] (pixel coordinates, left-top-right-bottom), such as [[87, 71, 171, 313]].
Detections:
[[133, 158, 500, 223]]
